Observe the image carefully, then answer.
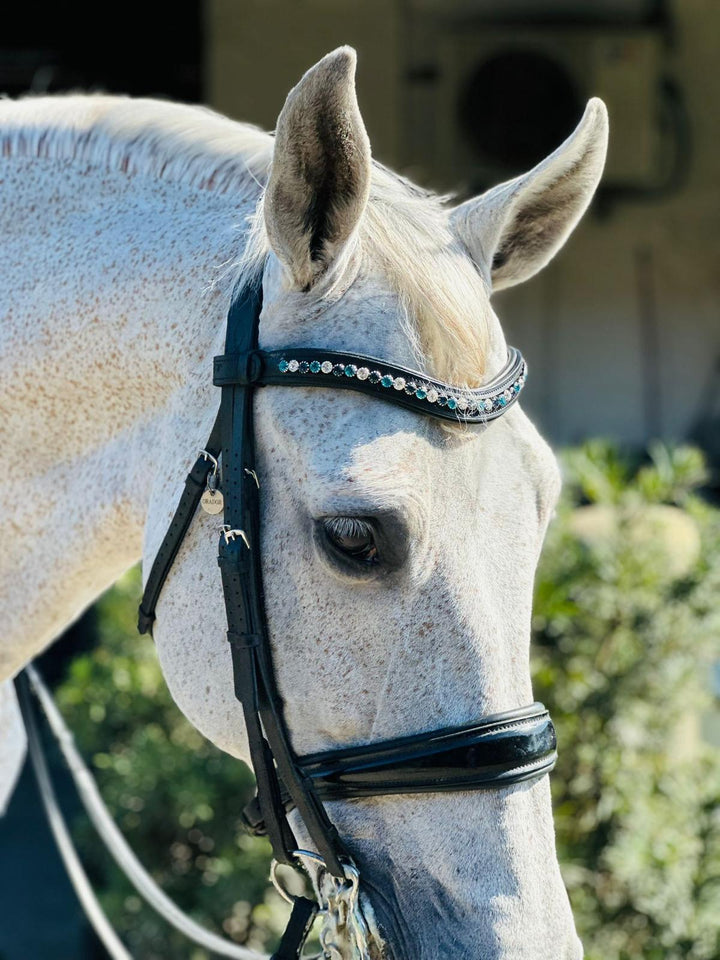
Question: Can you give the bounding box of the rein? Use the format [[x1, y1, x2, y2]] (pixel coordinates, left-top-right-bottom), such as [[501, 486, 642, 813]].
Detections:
[[134, 285, 557, 957]]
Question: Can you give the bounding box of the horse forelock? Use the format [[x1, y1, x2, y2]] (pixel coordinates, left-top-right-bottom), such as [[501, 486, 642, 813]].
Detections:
[[238, 164, 492, 387], [361, 167, 491, 386]]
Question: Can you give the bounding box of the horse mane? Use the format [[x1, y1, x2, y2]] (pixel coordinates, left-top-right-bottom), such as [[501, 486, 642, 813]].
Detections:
[[0, 94, 489, 384], [0, 94, 272, 198]]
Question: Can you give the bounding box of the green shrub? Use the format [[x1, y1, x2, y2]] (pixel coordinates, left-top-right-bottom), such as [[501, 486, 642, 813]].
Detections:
[[533, 442, 720, 959], [54, 441, 720, 958]]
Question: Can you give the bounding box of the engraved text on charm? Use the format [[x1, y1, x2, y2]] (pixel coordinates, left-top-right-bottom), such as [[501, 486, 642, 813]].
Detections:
[[201, 489, 224, 515]]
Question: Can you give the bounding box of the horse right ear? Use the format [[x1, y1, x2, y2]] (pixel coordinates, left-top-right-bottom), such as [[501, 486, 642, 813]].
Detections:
[[450, 98, 608, 293], [264, 47, 372, 291]]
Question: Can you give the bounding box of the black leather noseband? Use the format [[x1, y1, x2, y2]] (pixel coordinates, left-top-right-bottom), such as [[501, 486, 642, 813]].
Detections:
[[242, 704, 556, 836], [138, 284, 556, 950], [301, 704, 556, 800]]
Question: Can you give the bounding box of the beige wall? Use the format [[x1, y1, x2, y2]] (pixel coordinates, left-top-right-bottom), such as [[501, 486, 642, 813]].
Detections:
[[499, 0, 719, 445], [205, 0, 719, 447], [205, 0, 402, 166]]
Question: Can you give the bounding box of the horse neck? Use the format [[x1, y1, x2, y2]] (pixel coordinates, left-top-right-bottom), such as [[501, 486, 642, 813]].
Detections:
[[0, 155, 256, 676]]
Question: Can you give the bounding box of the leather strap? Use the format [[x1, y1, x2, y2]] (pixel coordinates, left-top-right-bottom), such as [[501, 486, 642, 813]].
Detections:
[[217, 286, 348, 878], [269, 896, 318, 960], [138, 414, 221, 636], [213, 347, 527, 423], [243, 704, 556, 834], [301, 705, 556, 799], [139, 281, 554, 894]]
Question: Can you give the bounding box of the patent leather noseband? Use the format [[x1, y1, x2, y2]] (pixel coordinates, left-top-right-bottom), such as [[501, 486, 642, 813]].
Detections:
[[243, 704, 556, 835], [138, 284, 556, 956]]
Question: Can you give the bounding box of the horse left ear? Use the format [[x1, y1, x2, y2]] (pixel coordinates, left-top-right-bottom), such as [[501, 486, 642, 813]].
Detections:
[[450, 98, 608, 292], [264, 47, 372, 291]]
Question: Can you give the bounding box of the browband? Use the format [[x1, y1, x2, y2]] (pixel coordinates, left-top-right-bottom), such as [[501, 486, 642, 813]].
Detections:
[[213, 346, 527, 423], [139, 334, 526, 637]]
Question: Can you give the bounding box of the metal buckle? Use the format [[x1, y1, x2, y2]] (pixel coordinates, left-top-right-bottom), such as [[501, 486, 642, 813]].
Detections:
[[220, 525, 251, 549], [271, 852, 373, 960], [200, 450, 220, 492]]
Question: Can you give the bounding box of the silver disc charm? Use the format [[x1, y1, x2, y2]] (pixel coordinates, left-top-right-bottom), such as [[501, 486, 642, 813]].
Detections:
[[201, 489, 224, 515]]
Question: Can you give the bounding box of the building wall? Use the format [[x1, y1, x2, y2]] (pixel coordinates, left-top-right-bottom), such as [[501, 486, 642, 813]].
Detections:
[[498, 1, 719, 448], [206, 0, 402, 165], [205, 0, 719, 451]]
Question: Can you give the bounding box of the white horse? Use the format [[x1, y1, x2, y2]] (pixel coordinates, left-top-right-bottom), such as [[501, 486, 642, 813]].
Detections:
[[0, 47, 607, 959]]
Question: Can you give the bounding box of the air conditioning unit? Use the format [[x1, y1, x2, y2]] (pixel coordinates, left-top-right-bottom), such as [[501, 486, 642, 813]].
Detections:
[[427, 26, 667, 193]]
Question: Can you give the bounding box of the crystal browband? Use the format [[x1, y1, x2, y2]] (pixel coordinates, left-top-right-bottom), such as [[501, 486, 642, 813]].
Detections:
[[213, 346, 527, 423]]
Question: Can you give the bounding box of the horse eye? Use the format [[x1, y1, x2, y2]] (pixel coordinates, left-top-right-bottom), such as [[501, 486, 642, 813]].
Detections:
[[323, 517, 379, 565]]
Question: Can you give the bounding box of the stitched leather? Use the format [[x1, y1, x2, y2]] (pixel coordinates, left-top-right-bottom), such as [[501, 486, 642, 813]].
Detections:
[[213, 350, 265, 386], [301, 706, 557, 799], [217, 286, 349, 877], [242, 706, 556, 834]]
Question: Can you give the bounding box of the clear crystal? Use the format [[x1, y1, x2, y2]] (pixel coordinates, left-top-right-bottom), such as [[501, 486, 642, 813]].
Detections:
[[287, 359, 299, 372], [393, 377, 406, 391], [426, 388, 438, 403], [321, 361, 333, 374], [356, 367, 370, 380]]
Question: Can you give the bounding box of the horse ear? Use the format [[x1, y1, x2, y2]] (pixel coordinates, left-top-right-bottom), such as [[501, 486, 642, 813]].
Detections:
[[450, 98, 608, 293], [264, 47, 372, 291]]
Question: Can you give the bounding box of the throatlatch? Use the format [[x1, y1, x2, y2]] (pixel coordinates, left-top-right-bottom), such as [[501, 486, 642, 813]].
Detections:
[[138, 283, 557, 957]]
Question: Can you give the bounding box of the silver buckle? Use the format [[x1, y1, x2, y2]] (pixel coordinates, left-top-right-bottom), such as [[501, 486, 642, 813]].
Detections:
[[220, 525, 250, 549]]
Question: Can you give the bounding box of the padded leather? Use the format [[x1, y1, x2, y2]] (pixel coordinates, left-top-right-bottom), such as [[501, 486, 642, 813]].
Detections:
[[242, 705, 556, 835], [302, 705, 556, 799]]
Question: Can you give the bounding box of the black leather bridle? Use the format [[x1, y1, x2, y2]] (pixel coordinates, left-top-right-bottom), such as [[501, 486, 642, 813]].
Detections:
[[137, 285, 557, 958]]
